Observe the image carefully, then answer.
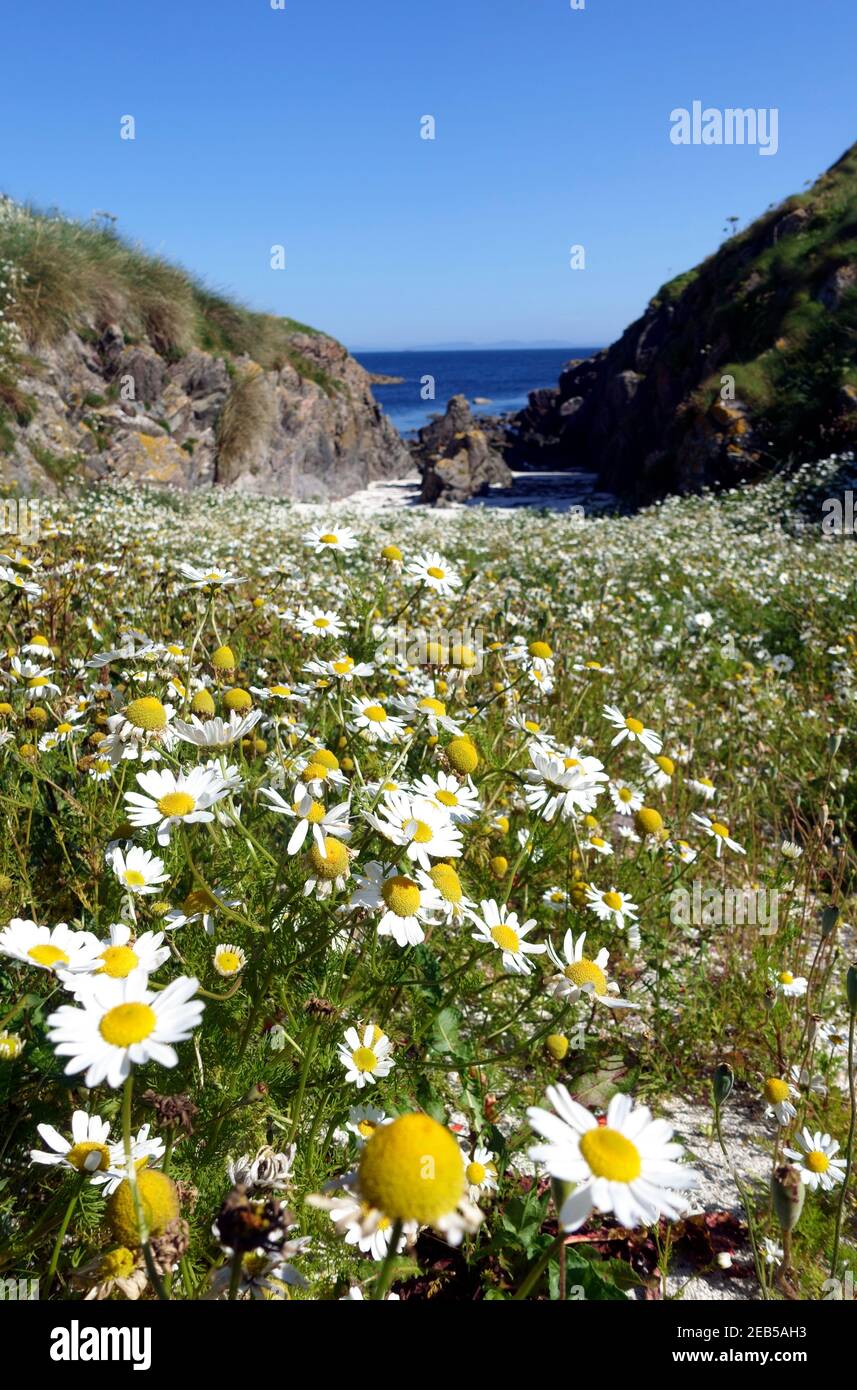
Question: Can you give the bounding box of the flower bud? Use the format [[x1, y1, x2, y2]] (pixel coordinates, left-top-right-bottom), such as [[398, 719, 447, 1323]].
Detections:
[[771, 1164, 805, 1233], [821, 906, 840, 938], [847, 964, 857, 1016], [712, 1063, 734, 1106]]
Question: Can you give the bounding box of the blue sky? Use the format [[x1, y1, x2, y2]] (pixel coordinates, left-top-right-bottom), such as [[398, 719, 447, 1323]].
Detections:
[[1, 0, 854, 350]]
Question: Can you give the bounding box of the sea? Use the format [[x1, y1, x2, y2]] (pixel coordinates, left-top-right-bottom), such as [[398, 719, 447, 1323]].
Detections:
[[352, 347, 599, 436]]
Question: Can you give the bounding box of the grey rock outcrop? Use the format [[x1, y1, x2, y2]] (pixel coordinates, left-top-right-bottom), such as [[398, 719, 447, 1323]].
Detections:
[[4, 324, 410, 500]]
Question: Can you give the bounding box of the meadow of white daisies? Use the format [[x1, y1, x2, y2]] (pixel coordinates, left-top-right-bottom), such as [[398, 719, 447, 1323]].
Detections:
[[0, 458, 855, 1303]]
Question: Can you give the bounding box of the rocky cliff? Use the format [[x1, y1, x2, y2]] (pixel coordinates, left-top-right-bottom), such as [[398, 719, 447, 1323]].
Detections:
[[509, 143, 857, 497], [0, 199, 409, 500], [409, 395, 514, 504]]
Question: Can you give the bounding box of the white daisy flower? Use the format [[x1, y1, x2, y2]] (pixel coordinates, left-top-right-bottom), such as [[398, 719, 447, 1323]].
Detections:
[[349, 860, 444, 948], [304, 525, 358, 554], [762, 1077, 798, 1126], [172, 710, 261, 747], [366, 791, 462, 870], [260, 782, 351, 858], [296, 607, 346, 640], [546, 930, 638, 1009], [469, 899, 546, 975], [783, 1129, 847, 1191], [312, 1184, 416, 1261], [528, 1086, 698, 1231], [463, 1145, 499, 1202], [411, 771, 481, 823], [30, 1111, 164, 1193], [691, 813, 746, 858], [63, 922, 170, 990], [337, 1025, 395, 1089], [110, 845, 169, 896], [522, 745, 606, 822], [345, 1106, 390, 1146], [213, 943, 247, 977], [348, 697, 406, 744], [407, 551, 462, 596], [608, 780, 643, 815], [602, 704, 663, 756], [124, 765, 228, 845], [0, 919, 101, 976], [585, 885, 639, 931], [394, 694, 463, 737], [46, 969, 203, 1088], [689, 775, 718, 800], [774, 968, 808, 998], [176, 563, 242, 589]]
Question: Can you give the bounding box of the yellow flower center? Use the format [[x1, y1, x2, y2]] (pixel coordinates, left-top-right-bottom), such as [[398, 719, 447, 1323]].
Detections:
[[224, 687, 252, 711], [410, 819, 434, 844], [351, 1046, 378, 1073], [763, 1078, 790, 1104], [357, 1119, 377, 1139], [564, 958, 608, 994], [418, 697, 446, 716], [313, 748, 340, 770], [100, 1247, 136, 1279], [655, 755, 675, 775], [125, 697, 167, 732], [435, 788, 458, 807], [304, 762, 329, 783], [123, 869, 147, 888], [579, 1127, 642, 1182], [711, 822, 730, 838], [447, 737, 478, 774], [318, 533, 339, 544], [332, 658, 353, 675], [309, 837, 349, 880], [635, 807, 664, 835], [618, 787, 633, 802], [381, 876, 421, 917], [300, 800, 327, 824], [779, 971, 794, 985], [602, 891, 624, 911], [99, 945, 139, 978], [28, 943, 69, 968], [363, 704, 387, 722], [99, 1002, 157, 1047], [426, 566, 446, 580], [270, 684, 292, 696], [491, 924, 520, 953], [806, 1150, 829, 1174], [624, 717, 644, 735], [590, 836, 607, 848], [429, 863, 462, 903], [358, 1113, 465, 1224], [313, 616, 330, 628], [67, 1141, 110, 1173], [157, 791, 196, 817], [466, 1161, 486, 1186], [184, 887, 217, 913], [216, 949, 242, 974]]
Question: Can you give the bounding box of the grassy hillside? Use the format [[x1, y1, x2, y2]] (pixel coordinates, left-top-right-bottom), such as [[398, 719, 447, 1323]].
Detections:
[[0, 197, 340, 425]]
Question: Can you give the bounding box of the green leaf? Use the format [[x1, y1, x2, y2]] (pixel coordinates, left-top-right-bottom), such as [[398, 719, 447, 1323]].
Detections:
[[431, 1007, 461, 1055]]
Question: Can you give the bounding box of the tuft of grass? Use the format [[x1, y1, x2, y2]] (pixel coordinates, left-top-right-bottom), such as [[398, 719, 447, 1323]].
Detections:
[[215, 366, 276, 479], [0, 200, 340, 385]]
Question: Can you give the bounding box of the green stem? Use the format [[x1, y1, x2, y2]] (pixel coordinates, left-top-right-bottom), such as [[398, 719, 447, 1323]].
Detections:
[[372, 1221, 403, 1300], [44, 1173, 87, 1294], [514, 1232, 565, 1300], [830, 1011, 856, 1278]]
